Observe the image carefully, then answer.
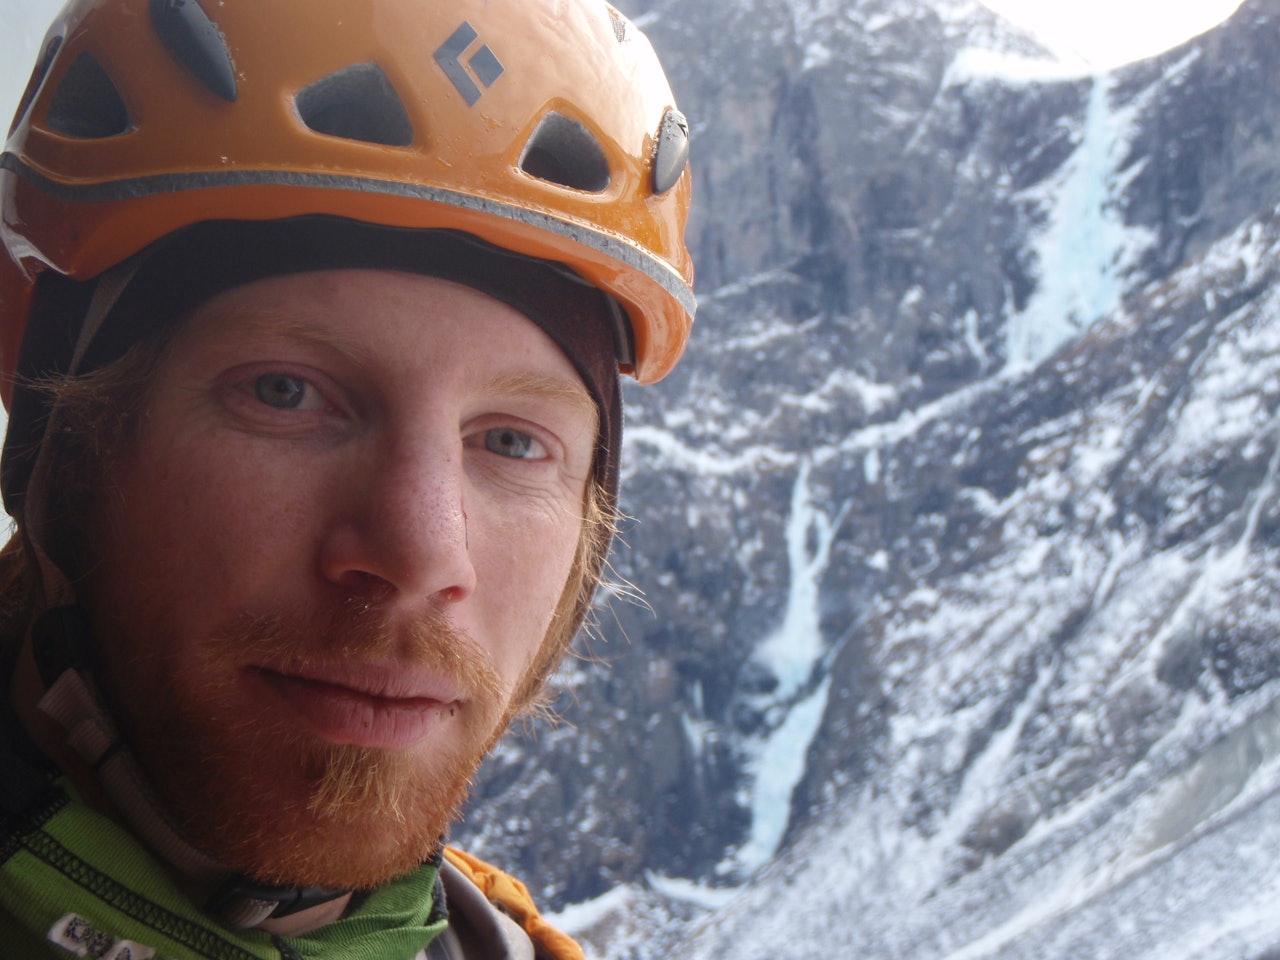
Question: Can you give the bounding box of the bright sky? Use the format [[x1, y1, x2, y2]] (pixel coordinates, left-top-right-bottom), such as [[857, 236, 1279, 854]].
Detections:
[[979, 0, 1246, 68], [0, 0, 1253, 132]]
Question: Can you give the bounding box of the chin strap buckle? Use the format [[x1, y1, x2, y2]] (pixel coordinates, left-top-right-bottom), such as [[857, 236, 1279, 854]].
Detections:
[[207, 879, 350, 927]]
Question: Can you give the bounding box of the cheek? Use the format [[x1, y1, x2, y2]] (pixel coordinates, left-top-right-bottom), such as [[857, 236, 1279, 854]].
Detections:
[[472, 498, 583, 673], [115, 457, 229, 575], [93, 434, 321, 618]]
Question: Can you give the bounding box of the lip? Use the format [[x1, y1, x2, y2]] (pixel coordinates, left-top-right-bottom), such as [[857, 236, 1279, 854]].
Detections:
[[251, 662, 463, 750]]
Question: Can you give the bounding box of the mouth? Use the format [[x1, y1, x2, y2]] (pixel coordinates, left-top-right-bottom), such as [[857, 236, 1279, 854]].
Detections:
[[251, 663, 464, 750]]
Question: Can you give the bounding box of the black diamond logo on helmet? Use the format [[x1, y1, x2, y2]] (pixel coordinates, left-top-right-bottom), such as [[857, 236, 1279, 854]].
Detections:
[[434, 22, 505, 107]]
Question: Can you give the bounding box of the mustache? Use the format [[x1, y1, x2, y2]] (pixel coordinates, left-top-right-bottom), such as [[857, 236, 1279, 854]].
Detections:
[[208, 600, 504, 704]]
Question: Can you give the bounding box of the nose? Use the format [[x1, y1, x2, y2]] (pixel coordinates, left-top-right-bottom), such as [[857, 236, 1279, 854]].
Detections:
[[319, 437, 477, 606]]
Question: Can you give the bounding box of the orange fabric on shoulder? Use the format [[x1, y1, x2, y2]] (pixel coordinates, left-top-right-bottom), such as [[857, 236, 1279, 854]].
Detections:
[[443, 846, 587, 960]]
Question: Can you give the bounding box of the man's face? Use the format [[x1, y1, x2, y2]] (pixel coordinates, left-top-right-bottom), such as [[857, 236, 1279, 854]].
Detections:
[[79, 269, 598, 889]]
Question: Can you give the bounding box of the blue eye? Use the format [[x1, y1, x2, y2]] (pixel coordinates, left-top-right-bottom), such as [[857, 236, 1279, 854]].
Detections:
[[484, 427, 541, 459], [255, 374, 309, 409]]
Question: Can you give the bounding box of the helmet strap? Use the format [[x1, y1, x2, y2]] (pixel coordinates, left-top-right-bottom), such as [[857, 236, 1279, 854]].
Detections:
[[19, 261, 143, 613], [69, 261, 140, 375]]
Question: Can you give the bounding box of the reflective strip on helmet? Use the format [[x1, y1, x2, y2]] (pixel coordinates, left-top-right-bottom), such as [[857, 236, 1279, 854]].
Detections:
[[0, 152, 697, 320]]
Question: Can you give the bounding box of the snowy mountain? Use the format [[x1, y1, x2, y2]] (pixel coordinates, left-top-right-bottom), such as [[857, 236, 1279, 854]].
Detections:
[[676, 192, 1280, 960], [453, 0, 1280, 957]]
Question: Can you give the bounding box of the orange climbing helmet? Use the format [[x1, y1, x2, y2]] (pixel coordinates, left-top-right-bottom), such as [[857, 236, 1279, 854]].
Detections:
[[0, 0, 694, 405]]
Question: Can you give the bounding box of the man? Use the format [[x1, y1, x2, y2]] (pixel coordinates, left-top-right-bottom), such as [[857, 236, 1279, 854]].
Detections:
[[0, 1, 694, 957]]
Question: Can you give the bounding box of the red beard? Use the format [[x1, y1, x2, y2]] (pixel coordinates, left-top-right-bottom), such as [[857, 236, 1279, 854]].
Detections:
[[99, 600, 517, 890]]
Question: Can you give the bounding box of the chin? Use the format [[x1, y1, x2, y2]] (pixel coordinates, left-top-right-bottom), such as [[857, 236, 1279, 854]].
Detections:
[[230, 813, 452, 891], [188, 740, 482, 890], [118, 690, 502, 888]]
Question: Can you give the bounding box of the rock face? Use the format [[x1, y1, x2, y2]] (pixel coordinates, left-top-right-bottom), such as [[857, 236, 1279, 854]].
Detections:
[[456, 0, 1280, 956]]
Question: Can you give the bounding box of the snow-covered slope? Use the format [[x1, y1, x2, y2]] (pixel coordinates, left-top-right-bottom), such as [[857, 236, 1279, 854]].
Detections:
[[677, 199, 1280, 960]]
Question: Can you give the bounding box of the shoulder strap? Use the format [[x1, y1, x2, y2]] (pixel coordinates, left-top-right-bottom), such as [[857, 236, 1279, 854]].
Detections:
[[0, 631, 63, 856], [441, 847, 585, 960], [425, 925, 466, 960]]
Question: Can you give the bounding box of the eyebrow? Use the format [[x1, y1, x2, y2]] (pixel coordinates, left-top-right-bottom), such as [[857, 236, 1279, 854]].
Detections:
[[481, 372, 599, 430], [200, 308, 368, 361]]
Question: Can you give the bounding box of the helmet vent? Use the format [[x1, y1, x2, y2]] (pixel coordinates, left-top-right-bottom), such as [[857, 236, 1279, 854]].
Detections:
[[149, 0, 237, 103], [520, 113, 611, 193], [46, 52, 130, 139], [296, 63, 414, 147]]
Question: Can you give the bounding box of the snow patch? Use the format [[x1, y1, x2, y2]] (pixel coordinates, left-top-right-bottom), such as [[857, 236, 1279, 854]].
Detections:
[[646, 872, 743, 910], [547, 883, 640, 936], [946, 46, 1090, 83]]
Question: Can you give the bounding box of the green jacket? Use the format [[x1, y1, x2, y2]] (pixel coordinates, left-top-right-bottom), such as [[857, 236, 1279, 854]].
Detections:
[[0, 785, 583, 960]]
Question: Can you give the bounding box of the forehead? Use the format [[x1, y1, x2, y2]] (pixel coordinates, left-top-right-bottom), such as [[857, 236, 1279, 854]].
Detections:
[[178, 268, 589, 389]]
